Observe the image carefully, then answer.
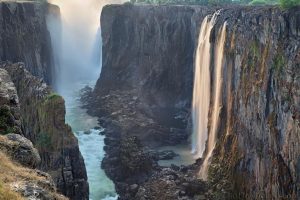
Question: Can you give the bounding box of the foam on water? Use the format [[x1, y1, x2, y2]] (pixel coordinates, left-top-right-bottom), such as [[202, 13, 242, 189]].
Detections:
[[62, 82, 117, 200]]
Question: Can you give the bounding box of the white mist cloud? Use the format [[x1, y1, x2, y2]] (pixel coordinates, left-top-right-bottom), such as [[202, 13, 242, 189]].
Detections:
[[47, 0, 127, 93]]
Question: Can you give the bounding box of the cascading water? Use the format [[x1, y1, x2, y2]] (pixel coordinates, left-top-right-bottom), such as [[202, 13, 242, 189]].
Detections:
[[191, 13, 218, 159], [46, 0, 125, 199], [191, 11, 227, 180], [199, 22, 227, 180]]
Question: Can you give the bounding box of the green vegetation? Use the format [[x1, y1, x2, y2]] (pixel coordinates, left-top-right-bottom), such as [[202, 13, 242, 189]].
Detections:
[[273, 54, 285, 73], [45, 93, 61, 101], [36, 132, 52, 150], [249, 0, 269, 5], [280, 0, 300, 8], [130, 0, 300, 7], [0, 106, 14, 135]]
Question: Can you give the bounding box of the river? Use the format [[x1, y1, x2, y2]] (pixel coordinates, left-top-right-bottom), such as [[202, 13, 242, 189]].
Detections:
[[60, 82, 117, 200]]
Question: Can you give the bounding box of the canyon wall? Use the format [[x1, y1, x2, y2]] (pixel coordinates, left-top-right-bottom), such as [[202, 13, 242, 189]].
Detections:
[[2, 62, 89, 200], [210, 6, 300, 200], [92, 4, 213, 146], [0, 2, 89, 199], [92, 4, 300, 199], [0, 1, 54, 84]]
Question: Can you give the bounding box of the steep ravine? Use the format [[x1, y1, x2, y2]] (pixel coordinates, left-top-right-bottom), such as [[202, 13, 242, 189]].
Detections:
[[2, 62, 89, 200], [89, 4, 300, 199], [0, 2, 89, 199]]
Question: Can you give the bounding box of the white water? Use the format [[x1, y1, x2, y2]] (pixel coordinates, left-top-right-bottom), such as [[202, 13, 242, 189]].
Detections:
[[191, 13, 218, 159], [46, 0, 125, 199], [199, 22, 227, 180], [63, 83, 118, 200]]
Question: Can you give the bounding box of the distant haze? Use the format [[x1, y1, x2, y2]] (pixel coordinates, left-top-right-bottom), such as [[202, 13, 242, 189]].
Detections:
[[47, 0, 126, 92]]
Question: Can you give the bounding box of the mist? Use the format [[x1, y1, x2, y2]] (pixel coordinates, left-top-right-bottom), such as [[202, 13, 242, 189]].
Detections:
[[47, 0, 126, 93]]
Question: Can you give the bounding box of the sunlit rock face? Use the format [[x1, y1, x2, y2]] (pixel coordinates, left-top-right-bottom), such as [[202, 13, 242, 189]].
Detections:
[[90, 4, 300, 200], [0, 2, 54, 84], [209, 7, 300, 199]]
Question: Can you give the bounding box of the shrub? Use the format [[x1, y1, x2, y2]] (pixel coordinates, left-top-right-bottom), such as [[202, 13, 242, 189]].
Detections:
[[36, 132, 52, 149], [46, 93, 61, 101], [0, 106, 14, 135], [249, 0, 268, 5], [273, 54, 285, 73], [280, 0, 300, 8]]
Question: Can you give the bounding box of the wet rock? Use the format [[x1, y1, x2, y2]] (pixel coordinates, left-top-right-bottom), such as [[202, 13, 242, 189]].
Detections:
[[83, 130, 92, 134], [158, 150, 179, 160]]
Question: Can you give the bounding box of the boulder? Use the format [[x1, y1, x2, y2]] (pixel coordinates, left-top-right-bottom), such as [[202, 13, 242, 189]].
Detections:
[[0, 134, 41, 167]]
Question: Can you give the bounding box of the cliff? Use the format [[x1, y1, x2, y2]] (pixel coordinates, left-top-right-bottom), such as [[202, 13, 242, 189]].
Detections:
[[90, 4, 300, 199], [92, 4, 214, 146], [209, 6, 300, 199], [0, 1, 55, 84], [1, 62, 89, 200], [0, 67, 67, 200]]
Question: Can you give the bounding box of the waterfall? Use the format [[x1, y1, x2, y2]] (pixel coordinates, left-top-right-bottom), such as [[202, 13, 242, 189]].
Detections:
[[191, 13, 219, 159], [46, 0, 125, 199], [191, 12, 227, 180], [47, 0, 103, 93], [199, 22, 227, 180]]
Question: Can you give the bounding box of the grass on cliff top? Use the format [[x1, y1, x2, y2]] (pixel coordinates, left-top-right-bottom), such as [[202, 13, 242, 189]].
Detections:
[[0, 136, 67, 200], [46, 92, 61, 101], [0, 180, 23, 200], [0, 140, 42, 181]]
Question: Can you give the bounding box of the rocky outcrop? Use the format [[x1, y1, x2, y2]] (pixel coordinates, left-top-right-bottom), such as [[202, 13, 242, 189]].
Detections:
[[0, 147, 67, 200], [0, 68, 22, 135], [0, 1, 55, 84], [0, 62, 88, 200], [0, 134, 41, 168], [90, 4, 300, 200]]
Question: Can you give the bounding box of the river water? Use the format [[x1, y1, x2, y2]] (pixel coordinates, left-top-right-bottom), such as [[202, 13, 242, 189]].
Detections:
[[60, 82, 117, 200]]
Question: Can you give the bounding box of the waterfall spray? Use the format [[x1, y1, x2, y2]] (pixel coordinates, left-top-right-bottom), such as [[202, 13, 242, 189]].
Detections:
[[199, 22, 227, 180], [191, 12, 219, 159], [47, 0, 103, 93], [47, 0, 126, 93], [46, 1, 126, 199]]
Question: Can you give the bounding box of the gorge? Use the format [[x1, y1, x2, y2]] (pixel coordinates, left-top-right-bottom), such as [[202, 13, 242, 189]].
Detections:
[[0, 0, 299, 200]]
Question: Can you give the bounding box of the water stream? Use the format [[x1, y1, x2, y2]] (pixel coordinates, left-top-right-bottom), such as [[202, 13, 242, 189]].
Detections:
[[62, 83, 118, 200], [46, 0, 124, 198]]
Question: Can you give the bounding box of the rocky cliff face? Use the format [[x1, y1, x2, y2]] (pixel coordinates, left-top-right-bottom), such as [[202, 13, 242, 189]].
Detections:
[[0, 67, 67, 200], [88, 5, 214, 199], [0, 2, 89, 199], [209, 6, 300, 200], [92, 4, 214, 146], [0, 1, 54, 84], [0, 135, 68, 200], [91, 4, 300, 199], [1, 62, 89, 200]]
